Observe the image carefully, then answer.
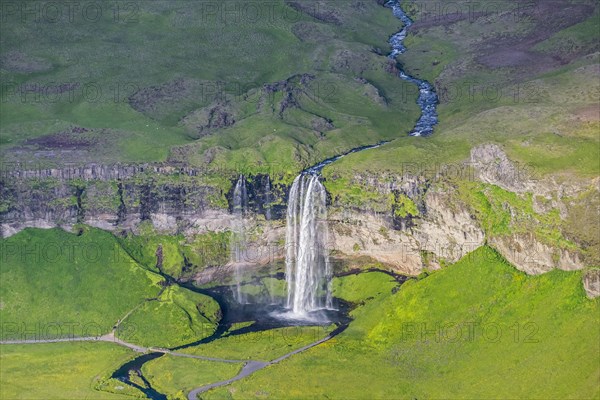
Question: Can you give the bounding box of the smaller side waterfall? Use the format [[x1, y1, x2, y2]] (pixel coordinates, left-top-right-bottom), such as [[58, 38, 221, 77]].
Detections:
[[285, 174, 333, 316], [231, 175, 248, 304], [264, 175, 272, 221]]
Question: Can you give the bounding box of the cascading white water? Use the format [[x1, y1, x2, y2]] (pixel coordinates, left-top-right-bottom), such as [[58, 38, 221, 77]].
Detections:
[[264, 175, 272, 221], [285, 173, 333, 315], [231, 175, 248, 304]]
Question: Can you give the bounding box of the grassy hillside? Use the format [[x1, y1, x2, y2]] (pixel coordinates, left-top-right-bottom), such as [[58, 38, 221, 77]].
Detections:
[[0, 227, 162, 339], [0, 0, 419, 174], [118, 285, 220, 348], [2, 244, 597, 399], [202, 247, 600, 399], [117, 224, 230, 279], [0, 227, 220, 345], [0, 342, 137, 400], [142, 356, 242, 400], [2, 1, 597, 184], [324, 0, 600, 180], [179, 324, 334, 362]]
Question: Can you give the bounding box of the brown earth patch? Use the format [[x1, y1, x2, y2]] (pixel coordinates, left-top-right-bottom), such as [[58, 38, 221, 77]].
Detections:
[[410, 11, 487, 30], [24, 127, 96, 150], [474, 1, 595, 71], [573, 105, 600, 122], [0, 51, 53, 74], [286, 1, 342, 25], [408, 0, 597, 79]]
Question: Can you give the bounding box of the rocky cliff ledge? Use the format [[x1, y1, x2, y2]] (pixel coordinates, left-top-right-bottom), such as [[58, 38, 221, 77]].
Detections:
[[0, 165, 285, 237], [1, 144, 598, 283]]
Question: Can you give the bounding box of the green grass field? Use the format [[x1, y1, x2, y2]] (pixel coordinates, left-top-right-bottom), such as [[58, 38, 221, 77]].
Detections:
[[1, 241, 597, 399], [0, 0, 419, 173], [0, 227, 163, 340], [323, 1, 599, 183], [0, 2, 598, 399], [0, 227, 221, 347], [0, 342, 137, 400], [201, 247, 600, 399], [142, 356, 242, 400], [180, 324, 334, 362], [118, 285, 220, 348]]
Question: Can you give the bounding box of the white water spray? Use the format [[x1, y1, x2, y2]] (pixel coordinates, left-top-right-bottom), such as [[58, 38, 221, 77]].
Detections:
[[284, 173, 333, 315], [231, 175, 248, 304]]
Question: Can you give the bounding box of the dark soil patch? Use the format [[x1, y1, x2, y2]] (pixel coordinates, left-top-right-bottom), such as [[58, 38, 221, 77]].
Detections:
[[477, 1, 595, 73], [574, 105, 600, 122], [0, 51, 53, 74], [478, 49, 559, 69], [263, 73, 315, 116], [24, 126, 96, 150], [409, 0, 597, 79], [182, 103, 237, 139], [128, 78, 190, 117], [128, 78, 213, 122], [286, 1, 342, 25], [19, 82, 80, 95], [291, 22, 327, 42], [410, 11, 487, 30]]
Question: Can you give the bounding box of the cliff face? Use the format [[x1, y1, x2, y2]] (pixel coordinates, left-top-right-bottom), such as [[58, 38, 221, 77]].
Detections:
[[1, 165, 233, 237], [469, 144, 599, 274], [488, 234, 585, 275], [325, 144, 597, 275], [1, 144, 597, 280], [328, 186, 485, 274]]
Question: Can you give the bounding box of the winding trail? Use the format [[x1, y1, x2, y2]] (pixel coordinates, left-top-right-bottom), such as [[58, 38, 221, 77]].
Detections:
[[1, 332, 147, 354]]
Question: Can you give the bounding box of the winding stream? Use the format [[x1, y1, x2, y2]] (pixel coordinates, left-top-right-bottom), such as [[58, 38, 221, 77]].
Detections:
[[386, 0, 438, 136], [306, 0, 438, 177]]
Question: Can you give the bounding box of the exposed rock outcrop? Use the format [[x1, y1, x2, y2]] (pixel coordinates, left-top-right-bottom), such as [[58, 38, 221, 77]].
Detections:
[[413, 189, 485, 264], [1, 165, 232, 237], [470, 143, 594, 198], [329, 209, 423, 275], [326, 175, 485, 274], [583, 270, 600, 299], [470, 143, 531, 193], [469, 143, 596, 274], [489, 234, 585, 275]]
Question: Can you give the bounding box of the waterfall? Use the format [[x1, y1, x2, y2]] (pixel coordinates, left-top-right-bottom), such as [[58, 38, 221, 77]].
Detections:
[[264, 175, 276, 304], [231, 175, 248, 304], [284, 173, 333, 315], [264, 176, 272, 221]]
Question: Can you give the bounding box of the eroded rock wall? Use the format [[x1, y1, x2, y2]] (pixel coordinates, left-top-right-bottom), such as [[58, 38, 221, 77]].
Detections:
[[2, 144, 597, 280]]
